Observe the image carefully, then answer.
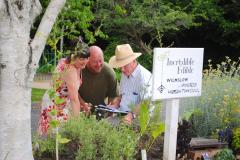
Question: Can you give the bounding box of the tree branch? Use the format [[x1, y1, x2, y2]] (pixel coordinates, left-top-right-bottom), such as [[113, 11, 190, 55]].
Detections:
[[30, 0, 66, 68], [3, 0, 10, 16], [29, 0, 42, 25]]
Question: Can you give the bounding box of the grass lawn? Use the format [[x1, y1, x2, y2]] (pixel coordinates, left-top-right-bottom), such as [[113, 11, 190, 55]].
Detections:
[[32, 88, 46, 102]]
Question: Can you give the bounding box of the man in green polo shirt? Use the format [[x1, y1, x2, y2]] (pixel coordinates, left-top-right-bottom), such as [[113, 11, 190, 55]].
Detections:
[[79, 46, 119, 107]]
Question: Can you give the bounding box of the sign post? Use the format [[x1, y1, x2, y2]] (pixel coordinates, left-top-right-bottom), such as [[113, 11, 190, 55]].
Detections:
[[152, 48, 204, 160], [163, 99, 179, 160]]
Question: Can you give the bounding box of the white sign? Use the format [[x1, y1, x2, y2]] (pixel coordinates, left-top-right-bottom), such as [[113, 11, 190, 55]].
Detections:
[[152, 48, 204, 100]]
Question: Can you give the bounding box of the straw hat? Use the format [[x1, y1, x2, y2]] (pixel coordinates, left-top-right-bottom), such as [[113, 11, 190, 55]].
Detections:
[[109, 44, 142, 68]]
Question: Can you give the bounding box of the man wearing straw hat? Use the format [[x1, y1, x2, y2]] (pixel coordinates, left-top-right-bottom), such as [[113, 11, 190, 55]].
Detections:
[[109, 44, 152, 124]]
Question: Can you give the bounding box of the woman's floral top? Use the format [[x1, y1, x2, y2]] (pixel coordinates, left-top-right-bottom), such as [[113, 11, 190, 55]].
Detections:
[[38, 58, 80, 135]]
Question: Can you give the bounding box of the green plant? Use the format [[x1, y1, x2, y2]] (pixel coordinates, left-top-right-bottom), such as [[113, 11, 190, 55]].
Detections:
[[33, 132, 69, 160], [94, 0, 195, 54], [33, 134, 59, 158], [47, 0, 103, 46], [233, 128, 240, 151], [65, 115, 138, 160], [188, 108, 220, 137], [213, 148, 235, 160], [181, 57, 240, 137], [34, 72, 71, 160], [138, 100, 165, 151], [37, 63, 55, 73], [33, 114, 138, 160], [48, 108, 70, 160]]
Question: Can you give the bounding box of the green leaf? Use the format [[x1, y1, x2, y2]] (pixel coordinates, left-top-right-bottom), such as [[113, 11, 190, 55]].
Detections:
[[59, 138, 71, 144], [139, 101, 150, 135], [55, 96, 65, 105], [49, 109, 57, 116], [49, 120, 60, 128], [56, 134, 71, 144], [150, 102, 162, 122], [150, 122, 165, 139], [114, 4, 126, 15], [47, 89, 55, 99], [182, 110, 194, 121], [56, 134, 61, 140]]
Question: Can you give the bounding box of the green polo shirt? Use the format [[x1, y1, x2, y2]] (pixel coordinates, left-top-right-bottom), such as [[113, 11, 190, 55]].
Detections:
[[79, 63, 119, 106]]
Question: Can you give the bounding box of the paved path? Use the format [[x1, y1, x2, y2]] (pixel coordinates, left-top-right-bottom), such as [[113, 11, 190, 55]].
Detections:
[[31, 104, 40, 135], [32, 81, 51, 89], [31, 108, 40, 135], [31, 79, 50, 134], [32, 72, 52, 89], [31, 74, 50, 133]]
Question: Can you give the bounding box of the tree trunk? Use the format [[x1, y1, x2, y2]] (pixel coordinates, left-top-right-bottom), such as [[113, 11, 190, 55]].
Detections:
[[0, 0, 65, 159]]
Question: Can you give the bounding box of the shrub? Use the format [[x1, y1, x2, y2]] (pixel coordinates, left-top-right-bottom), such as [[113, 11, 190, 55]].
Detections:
[[213, 148, 235, 160], [33, 114, 138, 160], [181, 57, 240, 137], [233, 128, 240, 152], [33, 134, 59, 159], [140, 101, 164, 146], [66, 115, 138, 160]]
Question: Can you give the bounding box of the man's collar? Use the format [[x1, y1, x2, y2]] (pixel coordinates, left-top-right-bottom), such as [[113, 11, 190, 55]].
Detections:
[[130, 64, 140, 78]]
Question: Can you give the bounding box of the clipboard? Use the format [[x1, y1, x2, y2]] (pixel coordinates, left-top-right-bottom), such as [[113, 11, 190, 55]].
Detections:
[[95, 104, 128, 115]]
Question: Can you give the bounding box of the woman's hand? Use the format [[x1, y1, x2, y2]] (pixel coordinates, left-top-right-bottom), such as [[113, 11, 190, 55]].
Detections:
[[81, 103, 91, 115]]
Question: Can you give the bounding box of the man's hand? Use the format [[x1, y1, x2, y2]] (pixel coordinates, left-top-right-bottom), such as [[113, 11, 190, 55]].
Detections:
[[123, 112, 133, 125], [108, 97, 121, 109]]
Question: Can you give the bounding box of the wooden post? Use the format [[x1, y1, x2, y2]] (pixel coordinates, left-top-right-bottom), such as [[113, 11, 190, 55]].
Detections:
[[163, 99, 179, 160]]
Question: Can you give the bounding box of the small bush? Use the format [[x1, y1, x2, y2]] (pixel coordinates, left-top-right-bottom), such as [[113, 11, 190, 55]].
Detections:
[[33, 114, 138, 160], [181, 57, 240, 137], [33, 134, 59, 159], [233, 128, 240, 152], [213, 148, 235, 160]]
